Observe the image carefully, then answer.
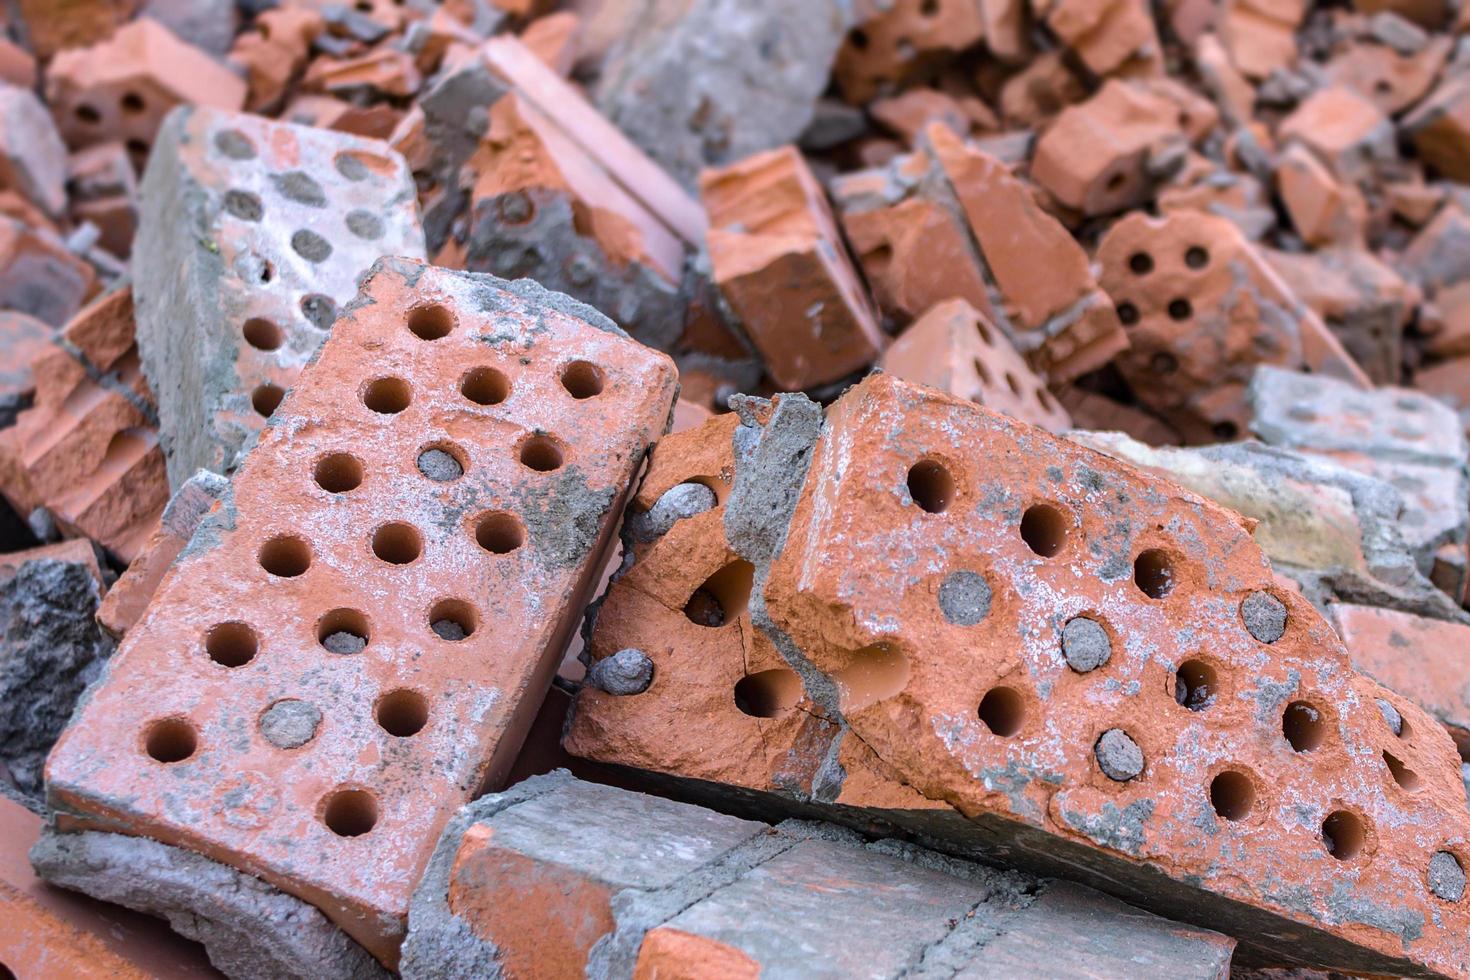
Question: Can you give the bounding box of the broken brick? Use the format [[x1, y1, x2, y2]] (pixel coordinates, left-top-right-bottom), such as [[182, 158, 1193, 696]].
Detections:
[[0, 313, 52, 431], [0, 218, 95, 328], [42, 259, 678, 968], [1403, 73, 1470, 184], [1219, 0, 1307, 79], [702, 145, 885, 389], [228, 7, 327, 115], [14, 0, 139, 61], [1097, 209, 1370, 442], [1325, 33, 1450, 116], [834, 0, 985, 105], [880, 299, 1072, 432], [1274, 142, 1368, 248], [132, 106, 425, 490], [67, 143, 139, 260], [1035, 0, 1164, 79], [1276, 86, 1397, 184]]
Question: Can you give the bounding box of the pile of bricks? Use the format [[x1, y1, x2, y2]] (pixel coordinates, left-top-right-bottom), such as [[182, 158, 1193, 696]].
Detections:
[[1, 0, 1470, 977]]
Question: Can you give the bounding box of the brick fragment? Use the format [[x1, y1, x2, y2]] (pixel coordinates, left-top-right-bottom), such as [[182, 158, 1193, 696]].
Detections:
[[14, 0, 139, 60], [834, 0, 984, 105], [1097, 210, 1370, 442], [133, 106, 425, 490], [401, 772, 1235, 979], [569, 373, 1470, 976], [1035, 0, 1163, 78], [0, 313, 52, 432], [519, 10, 579, 76], [228, 7, 326, 114], [67, 143, 138, 260], [1331, 603, 1470, 757], [1403, 73, 1470, 184], [702, 146, 884, 389], [1325, 34, 1450, 115], [43, 259, 677, 967], [0, 218, 95, 327], [880, 299, 1071, 432], [1400, 204, 1470, 297], [1219, 0, 1306, 79], [1276, 86, 1397, 183], [1032, 80, 1188, 217], [1273, 143, 1367, 248], [0, 793, 217, 979], [0, 287, 165, 562], [45, 18, 247, 162]]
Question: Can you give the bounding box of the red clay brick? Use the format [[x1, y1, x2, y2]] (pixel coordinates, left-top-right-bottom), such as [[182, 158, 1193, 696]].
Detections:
[[1274, 143, 1368, 248], [1277, 86, 1396, 184], [833, 0, 986, 104], [569, 373, 1470, 976], [1037, 0, 1163, 77], [702, 146, 885, 389], [880, 299, 1072, 432], [1403, 73, 1470, 183], [1219, 0, 1305, 79], [227, 7, 325, 115], [44, 259, 677, 966], [0, 793, 217, 979], [15, 0, 139, 60], [1097, 209, 1371, 442], [0, 218, 95, 328], [67, 143, 138, 260]]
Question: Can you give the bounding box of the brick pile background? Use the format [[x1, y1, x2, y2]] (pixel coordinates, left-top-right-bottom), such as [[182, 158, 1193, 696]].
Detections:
[[0, 0, 1469, 977]]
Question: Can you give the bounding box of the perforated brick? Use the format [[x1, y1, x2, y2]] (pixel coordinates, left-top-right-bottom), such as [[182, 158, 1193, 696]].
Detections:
[[133, 105, 426, 490], [569, 374, 1470, 976], [43, 259, 677, 966]]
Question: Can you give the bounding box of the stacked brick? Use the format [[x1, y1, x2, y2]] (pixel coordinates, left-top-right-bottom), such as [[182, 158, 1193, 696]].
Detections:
[[40, 260, 677, 968], [569, 374, 1470, 976]]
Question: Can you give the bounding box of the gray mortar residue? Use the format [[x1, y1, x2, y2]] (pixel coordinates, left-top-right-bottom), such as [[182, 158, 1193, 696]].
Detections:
[[938, 570, 992, 626], [1059, 799, 1156, 855], [401, 770, 580, 980], [628, 483, 717, 542], [322, 631, 366, 655], [1324, 879, 1425, 943], [1094, 729, 1145, 781], [1060, 616, 1112, 673], [721, 394, 848, 800], [0, 559, 114, 796], [1376, 698, 1404, 735], [259, 699, 321, 749], [511, 465, 619, 571], [587, 648, 655, 695], [31, 827, 388, 980], [417, 449, 463, 482], [1429, 851, 1467, 902], [1241, 590, 1287, 643], [431, 619, 467, 641]]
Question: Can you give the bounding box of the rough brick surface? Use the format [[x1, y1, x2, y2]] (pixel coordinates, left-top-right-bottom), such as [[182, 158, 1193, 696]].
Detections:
[[0, 312, 52, 431], [42, 259, 677, 966], [880, 299, 1072, 433], [702, 146, 885, 390], [1098, 210, 1371, 442], [834, 0, 985, 104], [0, 286, 166, 562], [569, 373, 1470, 976], [0, 217, 95, 327], [133, 105, 425, 490], [402, 772, 1235, 979], [0, 794, 217, 979]]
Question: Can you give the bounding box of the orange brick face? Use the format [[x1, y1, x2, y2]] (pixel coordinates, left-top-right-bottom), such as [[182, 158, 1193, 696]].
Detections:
[[44, 259, 677, 965]]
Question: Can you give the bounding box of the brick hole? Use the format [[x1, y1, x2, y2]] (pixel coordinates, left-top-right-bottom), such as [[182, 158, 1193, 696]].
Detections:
[[1185, 246, 1209, 269], [834, 644, 911, 712], [407, 304, 454, 340], [733, 668, 802, 718], [321, 789, 377, 837], [978, 686, 1025, 736], [460, 366, 509, 405], [684, 560, 754, 627], [1321, 810, 1366, 860], [259, 534, 310, 577], [560, 360, 605, 399], [257, 258, 274, 283], [291, 229, 332, 263], [242, 317, 283, 351], [224, 189, 263, 222], [371, 522, 422, 565], [973, 317, 993, 345], [346, 209, 384, 240], [205, 622, 257, 668], [1133, 548, 1175, 599], [850, 28, 869, 49], [362, 377, 411, 414], [1283, 701, 1326, 752], [1004, 372, 1022, 397], [1128, 252, 1154, 275], [313, 452, 363, 493], [497, 192, 535, 225], [1105, 171, 1126, 192], [1210, 770, 1255, 820], [375, 689, 428, 737], [1174, 659, 1218, 710], [416, 442, 466, 482], [1213, 420, 1239, 440], [126, 139, 149, 160], [1151, 352, 1178, 375], [317, 608, 370, 654], [920, 0, 940, 13], [972, 357, 993, 387], [1036, 387, 1056, 412], [1384, 750, 1421, 791], [144, 718, 197, 763], [214, 129, 256, 160], [1373, 78, 1393, 96], [252, 384, 285, 417], [518, 434, 565, 472], [907, 459, 954, 513], [335, 150, 394, 181], [474, 511, 525, 554], [301, 293, 337, 330], [1020, 503, 1068, 557], [1116, 302, 1140, 326], [1167, 298, 1193, 321], [120, 91, 145, 114], [429, 598, 477, 640], [75, 104, 102, 124]]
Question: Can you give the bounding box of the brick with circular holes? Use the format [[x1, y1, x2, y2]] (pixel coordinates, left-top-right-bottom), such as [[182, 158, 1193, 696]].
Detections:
[[1097, 209, 1372, 443], [571, 373, 1470, 977], [42, 258, 678, 967], [132, 104, 426, 491]]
